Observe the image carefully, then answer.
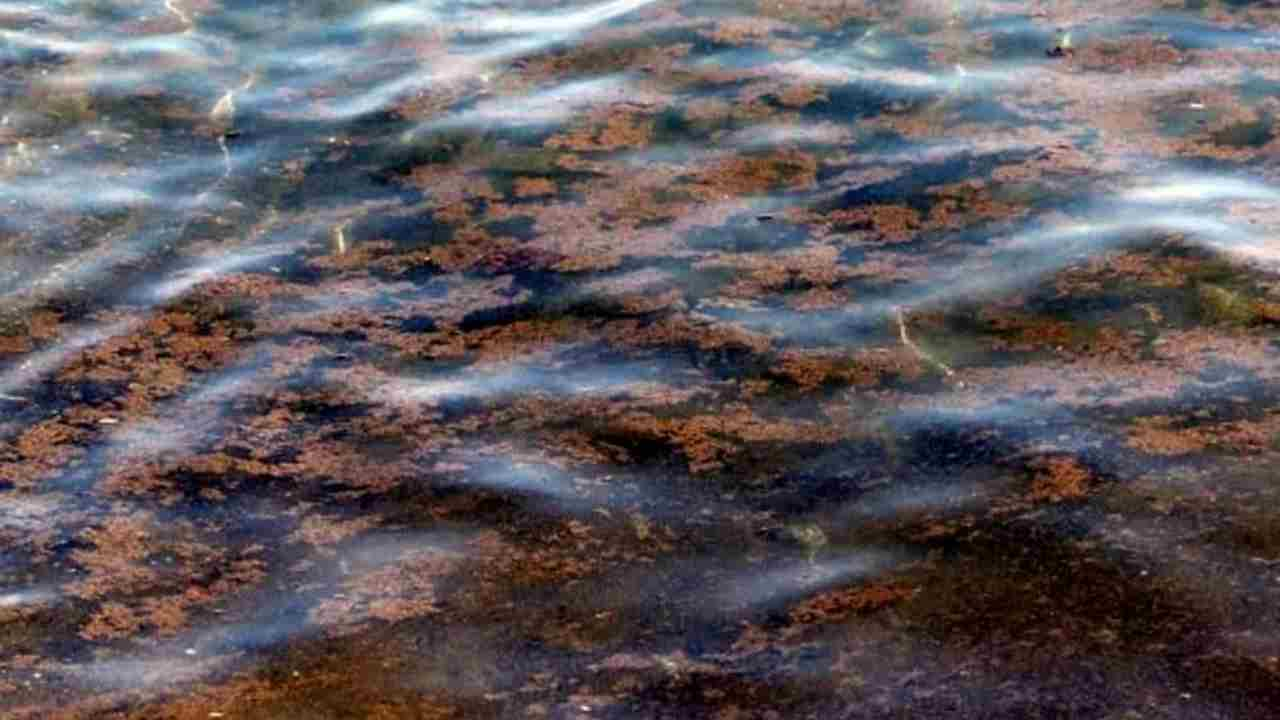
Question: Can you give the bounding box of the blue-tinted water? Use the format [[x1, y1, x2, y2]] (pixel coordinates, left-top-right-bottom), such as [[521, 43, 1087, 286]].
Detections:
[[3, 1, 1280, 717]]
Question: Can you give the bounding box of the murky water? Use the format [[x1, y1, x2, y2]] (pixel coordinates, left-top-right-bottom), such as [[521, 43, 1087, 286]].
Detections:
[[3, 0, 1280, 717]]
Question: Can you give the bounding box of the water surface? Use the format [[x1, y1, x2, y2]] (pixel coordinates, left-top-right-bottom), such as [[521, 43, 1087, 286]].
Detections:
[[4, 0, 1280, 717]]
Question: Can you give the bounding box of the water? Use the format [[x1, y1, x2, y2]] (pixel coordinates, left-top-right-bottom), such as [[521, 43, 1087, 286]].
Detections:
[[3, 0, 1280, 716]]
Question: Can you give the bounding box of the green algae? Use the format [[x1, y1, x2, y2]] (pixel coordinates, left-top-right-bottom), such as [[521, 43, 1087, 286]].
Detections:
[[1197, 282, 1256, 325]]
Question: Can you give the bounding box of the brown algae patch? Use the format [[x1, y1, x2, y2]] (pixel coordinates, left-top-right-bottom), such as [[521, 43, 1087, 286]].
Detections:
[[596, 403, 846, 474], [1026, 455, 1093, 502], [310, 548, 457, 632], [787, 582, 917, 628], [1128, 413, 1280, 457], [774, 347, 927, 390], [1072, 36, 1185, 73], [688, 149, 819, 198], [544, 109, 655, 153]]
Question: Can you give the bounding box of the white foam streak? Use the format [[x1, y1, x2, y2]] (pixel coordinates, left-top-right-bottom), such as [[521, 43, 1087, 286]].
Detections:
[[469, 0, 657, 35], [712, 549, 904, 612], [0, 320, 139, 398], [408, 76, 631, 134], [1123, 176, 1280, 204]]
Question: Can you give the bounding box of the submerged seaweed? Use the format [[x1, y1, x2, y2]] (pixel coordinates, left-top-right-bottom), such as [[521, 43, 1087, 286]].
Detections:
[[3, 0, 1280, 718]]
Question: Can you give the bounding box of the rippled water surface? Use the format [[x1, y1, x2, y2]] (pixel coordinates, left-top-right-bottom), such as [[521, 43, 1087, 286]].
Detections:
[[4, 0, 1280, 717]]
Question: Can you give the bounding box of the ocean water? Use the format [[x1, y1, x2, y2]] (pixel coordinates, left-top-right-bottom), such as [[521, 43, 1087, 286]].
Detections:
[[3, 0, 1280, 717]]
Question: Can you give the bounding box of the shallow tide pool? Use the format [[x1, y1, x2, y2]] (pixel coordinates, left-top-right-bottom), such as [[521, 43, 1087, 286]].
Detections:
[[4, 1, 1280, 717]]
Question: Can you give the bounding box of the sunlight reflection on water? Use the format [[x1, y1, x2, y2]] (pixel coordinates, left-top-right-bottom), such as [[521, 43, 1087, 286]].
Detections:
[[3, 0, 1280, 715]]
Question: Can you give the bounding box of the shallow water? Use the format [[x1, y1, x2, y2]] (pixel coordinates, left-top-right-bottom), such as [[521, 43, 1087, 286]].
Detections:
[[3, 0, 1280, 717]]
